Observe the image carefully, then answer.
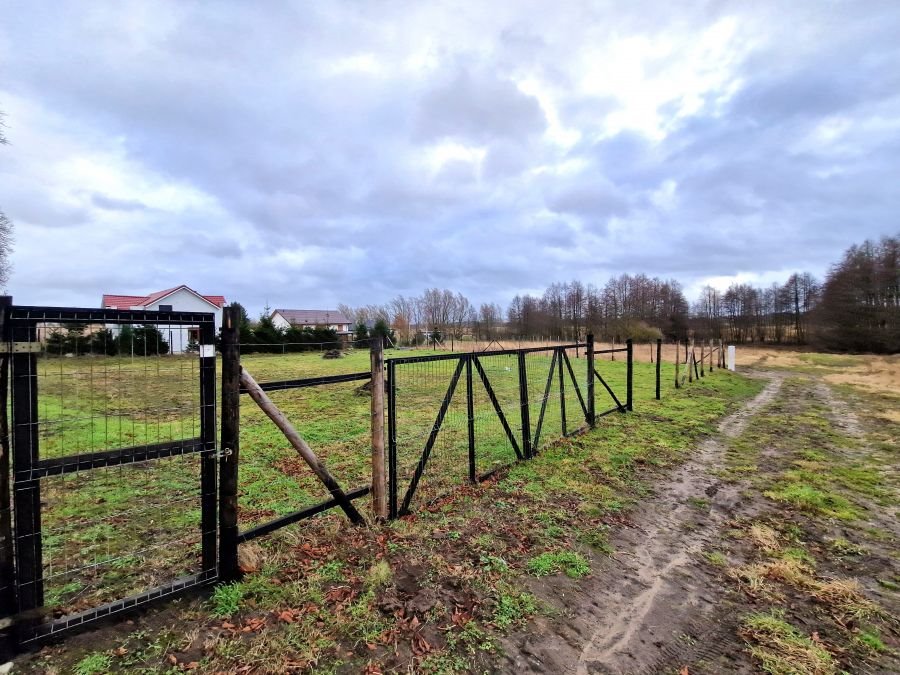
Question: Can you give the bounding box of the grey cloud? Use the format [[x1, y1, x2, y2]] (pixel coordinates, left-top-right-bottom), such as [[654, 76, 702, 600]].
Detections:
[[414, 67, 546, 143], [90, 193, 148, 212]]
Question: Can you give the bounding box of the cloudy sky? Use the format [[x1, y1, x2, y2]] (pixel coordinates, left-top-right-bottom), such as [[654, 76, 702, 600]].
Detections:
[[2, 1, 898, 315]]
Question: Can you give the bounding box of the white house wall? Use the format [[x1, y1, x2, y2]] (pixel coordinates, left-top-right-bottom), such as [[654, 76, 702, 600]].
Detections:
[[145, 289, 222, 354]]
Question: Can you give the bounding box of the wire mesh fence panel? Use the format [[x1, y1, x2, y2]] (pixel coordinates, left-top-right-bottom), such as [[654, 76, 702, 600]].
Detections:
[[5, 306, 216, 643], [38, 454, 204, 617], [593, 351, 629, 415], [392, 356, 470, 513], [33, 325, 201, 461], [471, 352, 522, 478], [559, 348, 589, 437], [236, 349, 372, 532], [523, 349, 563, 454]]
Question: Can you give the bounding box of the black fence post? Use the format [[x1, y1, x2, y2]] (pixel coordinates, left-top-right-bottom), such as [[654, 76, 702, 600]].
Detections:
[[387, 359, 398, 519], [10, 312, 43, 640], [199, 319, 218, 580], [558, 348, 567, 437], [465, 355, 476, 483], [626, 338, 634, 411], [586, 333, 596, 428], [219, 304, 241, 582], [655, 338, 662, 400], [518, 351, 532, 459], [0, 296, 14, 658]]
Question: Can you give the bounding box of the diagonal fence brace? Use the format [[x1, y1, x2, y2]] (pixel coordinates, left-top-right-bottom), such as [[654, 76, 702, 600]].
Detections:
[[240, 367, 365, 525], [593, 368, 626, 413]]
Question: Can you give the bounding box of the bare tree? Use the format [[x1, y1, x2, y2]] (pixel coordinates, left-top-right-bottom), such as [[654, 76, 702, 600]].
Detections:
[[0, 111, 13, 288]]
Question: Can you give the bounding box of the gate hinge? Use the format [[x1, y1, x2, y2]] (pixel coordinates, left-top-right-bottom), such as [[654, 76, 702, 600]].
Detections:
[[213, 447, 234, 459], [0, 342, 41, 354]]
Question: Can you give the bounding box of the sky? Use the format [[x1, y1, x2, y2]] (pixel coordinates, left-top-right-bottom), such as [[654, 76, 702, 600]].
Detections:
[[1, 1, 899, 317]]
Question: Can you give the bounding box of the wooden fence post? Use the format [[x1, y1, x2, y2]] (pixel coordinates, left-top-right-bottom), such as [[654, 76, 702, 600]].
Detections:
[[655, 338, 662, 400], [370, 338, 387, 520], [674, 340, 680, 389], [242, 368, 365, 524], [219, 304, 241, 582]]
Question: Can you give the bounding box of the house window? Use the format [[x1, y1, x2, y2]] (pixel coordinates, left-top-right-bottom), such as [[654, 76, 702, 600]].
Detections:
[[159, 304, 173, 312]]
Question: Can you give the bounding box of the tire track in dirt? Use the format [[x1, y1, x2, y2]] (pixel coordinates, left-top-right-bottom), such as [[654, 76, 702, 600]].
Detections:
[[575, 373, 783, 675], [501, 372, 784, 675]]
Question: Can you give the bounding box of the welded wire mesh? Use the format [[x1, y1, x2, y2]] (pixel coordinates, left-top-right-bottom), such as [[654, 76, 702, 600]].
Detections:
[[523, 349, 563, 454], [471, 352, 522, 477], [32, 323, 201, 461], [236, 347, 371, 532], [392, 356, 470, 510], [14, 319, 213, 620]]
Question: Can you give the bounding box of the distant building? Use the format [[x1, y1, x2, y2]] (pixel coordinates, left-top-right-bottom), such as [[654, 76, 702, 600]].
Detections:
[[101, 285, 226, 352], [270, 309, 353, 338]]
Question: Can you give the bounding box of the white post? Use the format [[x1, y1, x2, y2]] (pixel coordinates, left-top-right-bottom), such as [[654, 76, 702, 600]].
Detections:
[[727, 345, 736, 371]]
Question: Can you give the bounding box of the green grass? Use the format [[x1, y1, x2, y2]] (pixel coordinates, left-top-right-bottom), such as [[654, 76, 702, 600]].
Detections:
[[210, 582, 243, 618], [73, 653, 113, 675], [32, 346, 746, 615], [527, 550, 591, 578], [20, 345, 767, 674]]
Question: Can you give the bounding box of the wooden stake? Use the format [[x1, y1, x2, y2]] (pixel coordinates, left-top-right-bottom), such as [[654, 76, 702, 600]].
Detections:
[[675, 340, 680, 389], [240, 367, 365, 525], [370, 339, 387, 520]]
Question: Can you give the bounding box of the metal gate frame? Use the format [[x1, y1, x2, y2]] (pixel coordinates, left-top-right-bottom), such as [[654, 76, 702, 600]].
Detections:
[[0, 304, 218, 645]]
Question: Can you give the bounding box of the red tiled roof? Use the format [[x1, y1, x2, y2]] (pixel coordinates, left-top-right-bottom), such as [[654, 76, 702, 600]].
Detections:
[[102, 285, 226, 310]]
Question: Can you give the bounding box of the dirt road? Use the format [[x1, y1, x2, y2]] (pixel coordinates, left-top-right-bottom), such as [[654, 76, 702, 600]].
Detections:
[[502, 370, 900, 674]]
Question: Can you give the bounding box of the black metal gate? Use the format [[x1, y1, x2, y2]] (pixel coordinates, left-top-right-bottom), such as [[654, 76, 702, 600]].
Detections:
[[1, 304, 217, 644]]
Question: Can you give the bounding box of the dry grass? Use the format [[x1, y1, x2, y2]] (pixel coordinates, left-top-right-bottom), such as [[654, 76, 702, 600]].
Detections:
[[748, 523, 782, 554], [811, 579, 880, 625], [733, 347, 900, 399], [728, 558, 813, 598], [740, 610, 837, 675]]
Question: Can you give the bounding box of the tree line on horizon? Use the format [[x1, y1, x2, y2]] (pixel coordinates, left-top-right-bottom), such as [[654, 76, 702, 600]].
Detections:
[[334, 234, 898, 354]]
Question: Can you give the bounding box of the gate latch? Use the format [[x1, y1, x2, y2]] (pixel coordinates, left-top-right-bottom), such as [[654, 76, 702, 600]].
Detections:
[[214, 447, 234, 459]]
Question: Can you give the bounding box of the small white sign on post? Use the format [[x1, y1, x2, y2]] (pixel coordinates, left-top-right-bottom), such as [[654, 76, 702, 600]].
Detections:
[[727, 345, 736, 371]]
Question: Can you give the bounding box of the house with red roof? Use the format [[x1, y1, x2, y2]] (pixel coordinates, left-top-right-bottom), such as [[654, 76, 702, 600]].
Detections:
[[101, 285, 226, 353]]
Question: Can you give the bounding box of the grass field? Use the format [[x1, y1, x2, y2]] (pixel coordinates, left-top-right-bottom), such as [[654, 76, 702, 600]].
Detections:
[[28, 344, 682, 619]]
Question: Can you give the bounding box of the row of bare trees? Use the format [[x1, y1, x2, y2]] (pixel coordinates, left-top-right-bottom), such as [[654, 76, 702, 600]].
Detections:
[[341, 276, 691, 345], [337, 235, 897, 352], [507, 276, 689, 342], [692, 273, 820, 344], [340, 289, 477, 345]]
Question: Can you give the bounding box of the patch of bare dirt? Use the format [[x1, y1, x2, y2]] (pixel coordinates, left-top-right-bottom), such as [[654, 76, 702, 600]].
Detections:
[[501, 373, 785, 674]]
